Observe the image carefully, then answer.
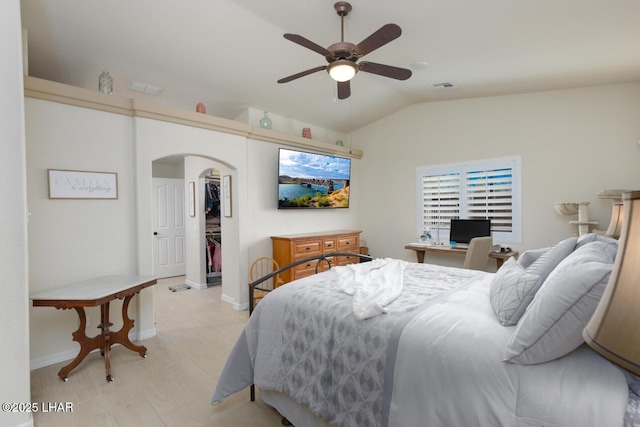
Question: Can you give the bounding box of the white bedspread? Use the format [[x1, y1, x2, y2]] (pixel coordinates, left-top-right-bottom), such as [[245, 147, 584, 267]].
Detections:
[[389, 274, 628, 427], [213, 262, 629, 427], [335, 258, 407, 320]]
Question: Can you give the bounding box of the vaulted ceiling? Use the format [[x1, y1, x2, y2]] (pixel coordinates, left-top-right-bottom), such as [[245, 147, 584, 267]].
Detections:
[[20, 0, 640, 133]]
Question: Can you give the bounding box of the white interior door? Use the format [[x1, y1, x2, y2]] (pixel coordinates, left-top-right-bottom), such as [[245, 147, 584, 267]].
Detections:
[[153, 178, 186, 278]]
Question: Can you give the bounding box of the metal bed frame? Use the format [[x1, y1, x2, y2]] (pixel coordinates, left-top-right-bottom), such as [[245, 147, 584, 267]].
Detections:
[[247, 252, 374, 408]]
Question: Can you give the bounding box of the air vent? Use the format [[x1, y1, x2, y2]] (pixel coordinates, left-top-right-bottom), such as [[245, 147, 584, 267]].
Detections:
[[127, 81, 163, 95], [432, 82, 454, 88]]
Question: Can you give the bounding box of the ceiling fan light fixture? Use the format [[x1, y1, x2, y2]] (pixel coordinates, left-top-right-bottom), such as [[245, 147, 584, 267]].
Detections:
[[328, 60, 357, 82]]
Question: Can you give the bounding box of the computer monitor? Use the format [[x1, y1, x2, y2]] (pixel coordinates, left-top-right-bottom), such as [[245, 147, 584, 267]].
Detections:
[[449, 219, 491, 245]]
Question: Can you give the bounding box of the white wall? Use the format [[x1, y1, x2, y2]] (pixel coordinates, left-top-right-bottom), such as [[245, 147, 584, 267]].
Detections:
[[1, 1, 32, 426], [352, 82, 640, 267], [245, 138, 362, 262], [26, 98, 139, 366], [240, 107, 348, 147]]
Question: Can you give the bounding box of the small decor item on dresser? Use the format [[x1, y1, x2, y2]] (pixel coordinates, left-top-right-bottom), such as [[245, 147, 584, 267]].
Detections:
[[259, 111, 272, 129], [98, 71, 113, 94], [302, 127, 312, 138], [196, 102, 206, 114]]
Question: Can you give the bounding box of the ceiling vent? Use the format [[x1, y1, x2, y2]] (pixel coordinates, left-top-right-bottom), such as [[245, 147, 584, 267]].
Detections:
[[432, 82, 454, 89], [128, 81, 163, 95]]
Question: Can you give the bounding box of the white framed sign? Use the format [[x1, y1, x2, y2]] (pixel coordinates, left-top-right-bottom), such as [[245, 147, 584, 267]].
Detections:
[[188, 181, 196, 217], [223, 175, 232, 217], [48, 169, 118, 199]]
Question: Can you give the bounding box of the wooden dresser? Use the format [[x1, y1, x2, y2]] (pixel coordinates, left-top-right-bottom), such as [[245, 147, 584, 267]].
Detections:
[[272, 230, 362, 284]]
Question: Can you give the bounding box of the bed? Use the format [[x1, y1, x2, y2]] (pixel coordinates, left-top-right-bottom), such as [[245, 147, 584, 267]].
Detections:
[[212, 234, 640, 427]]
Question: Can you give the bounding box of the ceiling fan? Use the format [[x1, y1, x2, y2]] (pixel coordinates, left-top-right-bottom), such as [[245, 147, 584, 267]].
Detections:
[[277, 1, 412, 100]]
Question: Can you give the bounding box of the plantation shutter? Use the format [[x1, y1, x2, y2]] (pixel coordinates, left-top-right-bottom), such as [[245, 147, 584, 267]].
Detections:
[[421, 173, 461, 232], [417, 156, 521, 244], [466, 167, 514, 234]]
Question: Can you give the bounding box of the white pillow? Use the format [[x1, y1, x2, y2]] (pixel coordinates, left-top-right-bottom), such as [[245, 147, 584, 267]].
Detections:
[[504, 241, 616, 365], [575, 232, 619, 251], [542, 238, 618, 288], [490, 237, 578, 327], [516, 247, 548, 269], [490, 258, 543, 326], [525, 236, 577, 283]]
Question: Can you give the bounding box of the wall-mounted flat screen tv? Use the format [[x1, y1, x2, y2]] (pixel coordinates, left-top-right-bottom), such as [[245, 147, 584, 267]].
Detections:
[[278, 148, 351, 209]]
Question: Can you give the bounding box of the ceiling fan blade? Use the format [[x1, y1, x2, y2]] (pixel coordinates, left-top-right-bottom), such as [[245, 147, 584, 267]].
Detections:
[[359, 61, 412, 80], [284, 34, 332, 57], [278, 66, 328, 84], [353, 24, 402, 57], [337, 81, 351, 100]]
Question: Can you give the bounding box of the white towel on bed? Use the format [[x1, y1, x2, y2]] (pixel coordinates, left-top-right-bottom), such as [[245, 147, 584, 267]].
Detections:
[[335, 258, 407, 320]]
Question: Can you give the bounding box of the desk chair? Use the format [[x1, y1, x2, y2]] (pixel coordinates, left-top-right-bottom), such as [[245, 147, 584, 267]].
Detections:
[[463, 236, 494, 271]]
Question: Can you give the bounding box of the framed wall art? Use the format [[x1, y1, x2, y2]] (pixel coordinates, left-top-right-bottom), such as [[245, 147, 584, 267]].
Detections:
[[48, 169, 118, 199], [223, 175, 232, 217], [188, 181, 196, 216]]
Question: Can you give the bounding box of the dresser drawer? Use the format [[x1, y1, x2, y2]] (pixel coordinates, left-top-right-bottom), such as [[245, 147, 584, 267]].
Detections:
[[293, 240, 322, 256], [337, 236, 358, 249], [293, 257, 331, 279], [336, 253, 360, 266], [293, 261, 317, 279], [323, 238, 337, 252]]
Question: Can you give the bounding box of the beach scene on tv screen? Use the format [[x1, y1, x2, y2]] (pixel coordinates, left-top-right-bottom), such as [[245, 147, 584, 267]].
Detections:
[[278, 149, 351, 208]]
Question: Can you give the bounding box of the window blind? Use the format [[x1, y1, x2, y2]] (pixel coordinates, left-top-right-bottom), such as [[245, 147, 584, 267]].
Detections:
[[466, 167, 513, 233], [417, 156, 521, 244], [421, 173, 460, 232]]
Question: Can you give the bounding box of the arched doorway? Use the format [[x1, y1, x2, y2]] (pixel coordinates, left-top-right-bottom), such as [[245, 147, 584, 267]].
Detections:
[[134, 117, 249, 338]]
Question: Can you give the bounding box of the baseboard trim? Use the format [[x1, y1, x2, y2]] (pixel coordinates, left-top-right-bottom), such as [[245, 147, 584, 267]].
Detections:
[[13, 418, 34, 427], [30, 327, 156, 370], [185, 279, 207, 290], [221, 293, 249, 311], [136, 326, 156, 341], [30, 348, 78, 371]]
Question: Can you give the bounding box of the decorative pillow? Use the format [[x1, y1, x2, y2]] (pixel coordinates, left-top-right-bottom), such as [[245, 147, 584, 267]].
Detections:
[[490, 258, 543, 326], [575, 232, 619, 251], [503, 241, 616, 365], [542, 238, 618, 288], [516, 247, 549, 269], [525, 236, 578, 283]]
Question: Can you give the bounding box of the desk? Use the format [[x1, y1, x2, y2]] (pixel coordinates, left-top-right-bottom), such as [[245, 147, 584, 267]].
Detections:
[[404, 244, 518, 268], [31, 275, 157, 382]]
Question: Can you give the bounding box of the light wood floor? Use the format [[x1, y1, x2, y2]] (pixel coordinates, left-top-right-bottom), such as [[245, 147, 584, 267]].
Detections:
[[30, 276, 284, 427]]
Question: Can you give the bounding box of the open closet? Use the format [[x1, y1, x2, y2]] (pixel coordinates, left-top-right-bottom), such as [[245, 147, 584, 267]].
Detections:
[[205, 171, 222, 285]]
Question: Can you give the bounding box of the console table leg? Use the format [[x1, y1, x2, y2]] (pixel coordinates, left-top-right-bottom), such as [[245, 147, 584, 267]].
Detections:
[[110, 293, 147, 357], [99, 302, 114, 382], [57, 307, 102, 381]]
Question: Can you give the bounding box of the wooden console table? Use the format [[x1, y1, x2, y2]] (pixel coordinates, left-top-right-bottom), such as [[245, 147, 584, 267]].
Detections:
[[31, 275, 157, 382], [404, 244, 518, 268]]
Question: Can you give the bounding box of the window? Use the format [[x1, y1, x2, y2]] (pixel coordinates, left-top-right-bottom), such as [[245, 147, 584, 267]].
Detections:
[[417, 156, 521, 244]]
